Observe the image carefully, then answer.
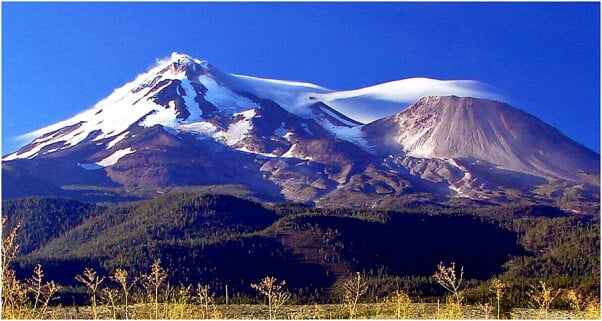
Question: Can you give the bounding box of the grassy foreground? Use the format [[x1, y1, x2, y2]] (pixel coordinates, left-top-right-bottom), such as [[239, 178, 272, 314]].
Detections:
[[9, 302, 597, 320]]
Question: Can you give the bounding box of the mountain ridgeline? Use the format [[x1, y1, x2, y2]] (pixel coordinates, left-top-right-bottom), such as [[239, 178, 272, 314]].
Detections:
[[3, 193, 599, 306], [2, 53, 599, 211]]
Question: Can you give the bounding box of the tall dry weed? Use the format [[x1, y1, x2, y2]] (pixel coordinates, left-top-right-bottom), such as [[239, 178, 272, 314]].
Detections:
[[100, 287, 119, 319], [387, 289, 413, 319], [164, 284, 192, 319], [526, 280, 561, 319], [251, 276, 291, 319], [140, 258, 168, 319], [490, 277, 505, 319], [477, 300, 494, 319], [25, 263, 61, 317], [342, 272, 368, 319], [433, 262, 466, 318], [1, 218, 32, 319], [112, 267, 137, 319], [75, 267, 105, 319], [195, 282, 221, 319], [565, 289, 600, 319]]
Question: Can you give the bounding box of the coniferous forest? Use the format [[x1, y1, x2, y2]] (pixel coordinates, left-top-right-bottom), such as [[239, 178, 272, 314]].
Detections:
[[1, 192, 600, 319]]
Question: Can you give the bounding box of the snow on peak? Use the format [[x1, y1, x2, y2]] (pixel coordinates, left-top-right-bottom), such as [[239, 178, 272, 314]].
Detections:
[[308, 77, 504, 124], [5, 53, 255, 160], [157, 52, 206, 68], [5, 53, 506, 162]]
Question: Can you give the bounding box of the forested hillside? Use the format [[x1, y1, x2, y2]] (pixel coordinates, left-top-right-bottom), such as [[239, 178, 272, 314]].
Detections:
[[3, 193, 599, 307]]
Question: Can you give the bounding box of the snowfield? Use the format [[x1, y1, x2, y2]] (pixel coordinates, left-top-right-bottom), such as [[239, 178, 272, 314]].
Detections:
[[78, 147, 136, 170], [4, 52, 502, 162]]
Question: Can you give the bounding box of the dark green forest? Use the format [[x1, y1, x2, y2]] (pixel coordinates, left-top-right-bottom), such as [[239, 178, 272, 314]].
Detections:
[[2, 193, 599, 307]]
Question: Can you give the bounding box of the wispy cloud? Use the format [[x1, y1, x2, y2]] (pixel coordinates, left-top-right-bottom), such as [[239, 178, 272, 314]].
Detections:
[[320, 77, 504, 103], [312, 77, 505, 123]]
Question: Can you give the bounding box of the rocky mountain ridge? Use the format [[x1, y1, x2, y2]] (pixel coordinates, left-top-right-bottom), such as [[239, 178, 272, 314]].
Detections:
[[3, 53, 599, 211]]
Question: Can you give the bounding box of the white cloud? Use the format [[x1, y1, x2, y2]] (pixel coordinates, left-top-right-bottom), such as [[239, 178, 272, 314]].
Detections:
[[309, 77, 505, 124]]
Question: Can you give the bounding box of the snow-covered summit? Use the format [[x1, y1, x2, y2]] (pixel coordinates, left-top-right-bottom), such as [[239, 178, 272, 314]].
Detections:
[[5, 53, 502, 161], [4, 53, 207, 160], [3, 54, 598, 209], [159, 52, 208, 69]]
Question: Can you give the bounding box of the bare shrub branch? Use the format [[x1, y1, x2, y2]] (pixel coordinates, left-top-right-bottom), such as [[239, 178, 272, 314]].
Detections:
[[251, 276, 291, 319], [343, 272, 368, 319], [75, 267, 105, 320], [526, 280, 561, 319]]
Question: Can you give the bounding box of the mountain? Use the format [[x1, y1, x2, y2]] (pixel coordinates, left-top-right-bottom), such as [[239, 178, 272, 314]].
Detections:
[[363, 96, 600, 204], [2, 53, 599, 211], [365, 96, 599, 177]]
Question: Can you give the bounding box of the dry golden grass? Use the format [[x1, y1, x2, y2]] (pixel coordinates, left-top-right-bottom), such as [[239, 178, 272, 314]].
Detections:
[[582, 299, 601, 319], [4, 302, 589, 320]]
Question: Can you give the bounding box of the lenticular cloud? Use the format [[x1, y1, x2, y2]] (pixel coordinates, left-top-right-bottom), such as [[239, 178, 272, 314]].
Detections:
[[308, 77, 505, 124], [324, 78, 502, 103]]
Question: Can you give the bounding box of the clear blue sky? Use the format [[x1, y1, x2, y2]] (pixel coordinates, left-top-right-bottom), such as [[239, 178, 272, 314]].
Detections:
[[2, 2, 600, 153]]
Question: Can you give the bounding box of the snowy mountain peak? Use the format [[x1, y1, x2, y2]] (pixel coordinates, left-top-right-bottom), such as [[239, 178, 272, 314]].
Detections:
[[2, 55, 599, 210], [154, 52, 212, 77], [3, 53, 223, 161], [5, 53, 513, 160], [163, 52, 205, 68]]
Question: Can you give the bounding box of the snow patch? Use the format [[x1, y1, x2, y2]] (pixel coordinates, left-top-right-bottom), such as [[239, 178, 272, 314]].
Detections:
[[284, 132, 294, 140], [106, 131, 129, 149], [97, 148, 136, 167], [79, 147, 136, 170], [199, 75, 257, 114], [213, 109, 256, 146], [176, 122, 217, 138], [43, 147, 60, 154], [179, 79, 202, 120], [235, 109, 257, 120], [315, 117, 373, 153], [235, 146, 280, 158], [281, 144, 297, 158], [139, 102, 178, 128], [281, 144, 313, 161], [3, 147, 38, 161], [319, 106, 358, 127]]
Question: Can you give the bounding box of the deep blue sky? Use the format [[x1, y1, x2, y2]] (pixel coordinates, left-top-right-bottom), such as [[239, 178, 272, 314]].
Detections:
[[2, 2, 600, 153]]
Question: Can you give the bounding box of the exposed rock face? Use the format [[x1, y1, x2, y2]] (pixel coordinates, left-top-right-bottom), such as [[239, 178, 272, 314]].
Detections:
[[2, 54, 599, 210], [364, 96, 599, 184]]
